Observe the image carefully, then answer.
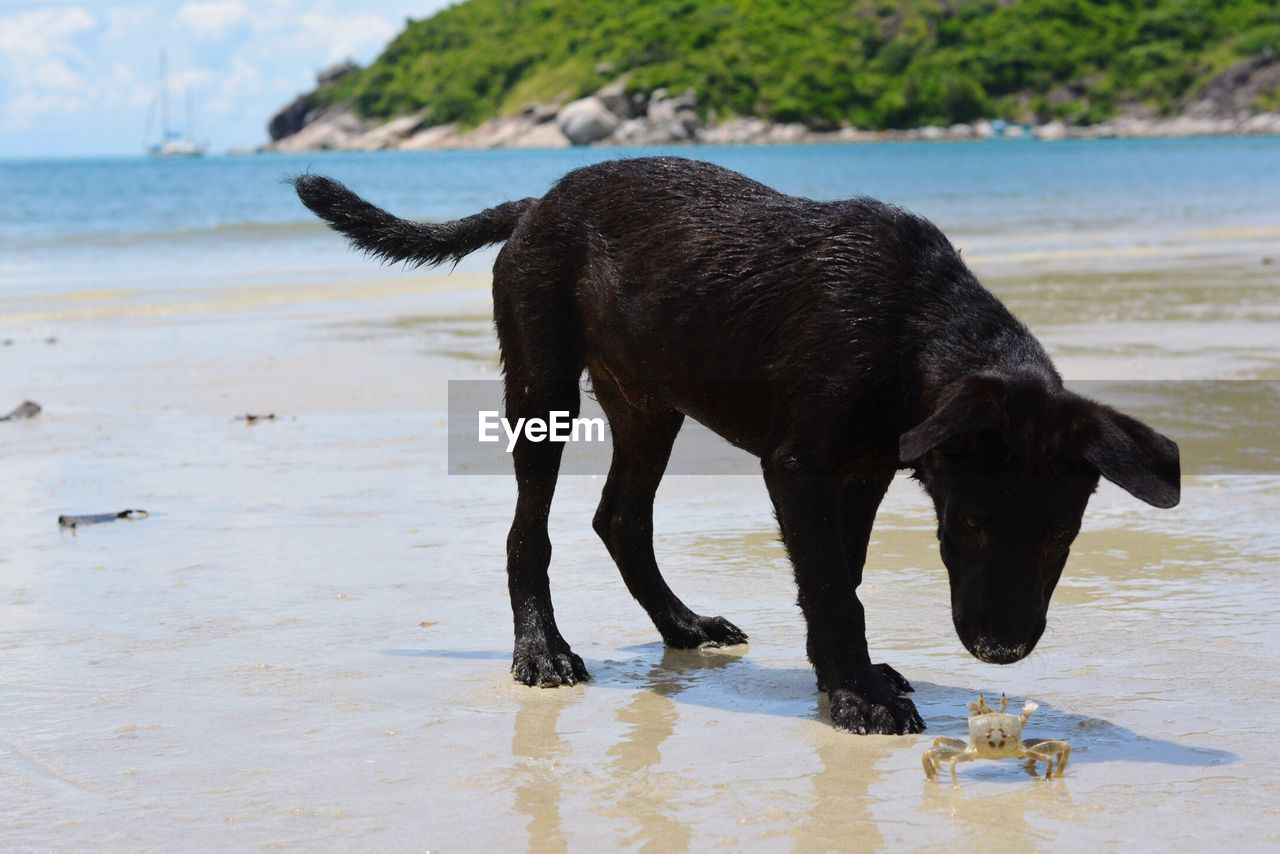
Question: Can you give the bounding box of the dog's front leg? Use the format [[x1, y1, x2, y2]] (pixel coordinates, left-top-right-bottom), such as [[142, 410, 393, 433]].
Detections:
[[764, 454, 925, 734], [838, 474, 915, 696]]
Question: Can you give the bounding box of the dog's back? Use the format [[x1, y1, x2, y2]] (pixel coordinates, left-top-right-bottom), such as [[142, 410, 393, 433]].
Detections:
[[507, 158, 1044, 450]]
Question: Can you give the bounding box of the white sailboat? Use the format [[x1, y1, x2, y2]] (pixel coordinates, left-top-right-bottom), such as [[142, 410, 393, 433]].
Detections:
[[146, 52, 207, 158]]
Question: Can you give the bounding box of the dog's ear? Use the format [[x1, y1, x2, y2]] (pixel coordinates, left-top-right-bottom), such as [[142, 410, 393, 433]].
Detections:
[[899, 374, 1004, 464], [1082, 405, 1180, 508]]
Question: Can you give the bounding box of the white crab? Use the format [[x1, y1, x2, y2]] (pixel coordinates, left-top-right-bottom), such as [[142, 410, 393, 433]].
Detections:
[[922, 694, 1071, 786]]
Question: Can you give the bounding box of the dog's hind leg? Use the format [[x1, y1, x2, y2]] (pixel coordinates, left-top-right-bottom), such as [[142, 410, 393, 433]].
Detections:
[[591, 378, 747, 649], [495, 256, 589, 688]]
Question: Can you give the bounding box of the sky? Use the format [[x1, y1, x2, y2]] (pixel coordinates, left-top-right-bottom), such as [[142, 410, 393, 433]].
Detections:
[[0, 0, 455, 157]]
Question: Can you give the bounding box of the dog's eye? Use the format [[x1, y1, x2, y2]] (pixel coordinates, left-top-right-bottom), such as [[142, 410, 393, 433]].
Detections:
[[1050, 528, 1075, 543], [963, 516, 980, 530]]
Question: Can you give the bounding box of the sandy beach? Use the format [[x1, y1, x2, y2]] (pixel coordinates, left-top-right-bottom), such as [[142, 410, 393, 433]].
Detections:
[[2, 198, 1278, 849]]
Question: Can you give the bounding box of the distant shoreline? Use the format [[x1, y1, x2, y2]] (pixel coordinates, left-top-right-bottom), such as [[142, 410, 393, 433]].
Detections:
[[247, 118, 1280, 155], [259, 96, 1280, 155]]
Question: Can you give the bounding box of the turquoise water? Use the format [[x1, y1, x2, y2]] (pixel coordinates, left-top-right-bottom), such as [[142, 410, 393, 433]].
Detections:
[[2, 137, 1278, 293]]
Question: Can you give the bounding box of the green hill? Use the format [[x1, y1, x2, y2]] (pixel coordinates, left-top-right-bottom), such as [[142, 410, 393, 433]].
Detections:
[[310, 0, 1280, 130]]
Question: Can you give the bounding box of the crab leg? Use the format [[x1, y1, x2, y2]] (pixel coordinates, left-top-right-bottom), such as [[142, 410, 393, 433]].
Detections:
[[1021, 740, 1072, 779], [922, 744, 968, 782], [947, 750, 979, 787]]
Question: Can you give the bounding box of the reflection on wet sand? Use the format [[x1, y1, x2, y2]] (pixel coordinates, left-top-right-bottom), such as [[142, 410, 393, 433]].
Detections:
[[919, 778, 1074, 849], [601, 649, 734, 851], [510, 688, 583, 853], [508, 647, 756, 851], [795, 718, 896, 852]]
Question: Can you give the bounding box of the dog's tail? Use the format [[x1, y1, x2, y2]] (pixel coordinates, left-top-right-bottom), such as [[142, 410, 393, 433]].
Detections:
[[292, 174, 536, 268]]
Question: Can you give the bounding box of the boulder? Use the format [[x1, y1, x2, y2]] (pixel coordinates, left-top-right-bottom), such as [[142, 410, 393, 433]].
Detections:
[[457, 117, 519, 149], [645, 88, 700, 141], [519, 102, 560, 124], [505, 121, 571, 149], [350, 112, 428, 150], [595, 80, 636, 118], [462, 116, 550, 149], [400, 123, 462, 150], [556, 97, 619, 145], [397, 116, 570, 151], [1241, 113, 1280, 134], [316, 60, 359, 87], [268, 94, 310, 141], [1034, 120, 1067, 141], [696, 117, 770, 145], [609, 118, 654, 145], [765, 122, 808, 143]]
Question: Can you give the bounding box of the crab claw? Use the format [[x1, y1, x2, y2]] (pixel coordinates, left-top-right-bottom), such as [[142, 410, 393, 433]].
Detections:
[[1020, 700, 1039, 724]]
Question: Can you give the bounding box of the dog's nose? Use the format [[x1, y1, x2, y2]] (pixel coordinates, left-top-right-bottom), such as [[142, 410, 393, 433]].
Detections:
[[970, 638, 1030, 664]]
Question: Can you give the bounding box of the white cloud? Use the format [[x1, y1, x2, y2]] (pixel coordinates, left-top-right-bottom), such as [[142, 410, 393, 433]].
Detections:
[[104, 6, 154, 42], [104, 62, 151, 109], [205, 56, 262, 114], [177, 0, 249, 41], [294, 11, 398, 63], [0, 7, 98, 127]]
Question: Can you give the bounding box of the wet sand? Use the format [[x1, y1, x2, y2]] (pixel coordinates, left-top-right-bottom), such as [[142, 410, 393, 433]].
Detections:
[[2, 227, 1278, 850]]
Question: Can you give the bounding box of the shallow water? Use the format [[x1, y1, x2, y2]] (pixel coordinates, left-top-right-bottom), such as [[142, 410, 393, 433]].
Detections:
[[2, 141, 1280, 849]]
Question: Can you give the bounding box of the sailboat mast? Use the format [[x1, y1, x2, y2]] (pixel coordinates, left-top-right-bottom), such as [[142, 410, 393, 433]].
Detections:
[[159, 51, 170, 137]]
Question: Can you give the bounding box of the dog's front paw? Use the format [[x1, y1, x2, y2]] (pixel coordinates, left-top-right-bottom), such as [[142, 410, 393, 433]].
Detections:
[[874, 662, 914, 694], [661, 614, 748, 649], [511, 638, 589, 687], [826, 672, 925, 735]]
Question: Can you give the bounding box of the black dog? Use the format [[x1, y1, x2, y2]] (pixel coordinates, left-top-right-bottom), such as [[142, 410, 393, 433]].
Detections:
[[296, 157, 1179, 735]]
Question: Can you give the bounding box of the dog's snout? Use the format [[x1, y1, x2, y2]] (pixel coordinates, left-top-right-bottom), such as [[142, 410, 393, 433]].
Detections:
[[950, 568, 1049, 665], [969, 638, 1031, 664]]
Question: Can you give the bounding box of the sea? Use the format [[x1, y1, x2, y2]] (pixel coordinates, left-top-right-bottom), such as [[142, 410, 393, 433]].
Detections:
[[2, 136, 1279, 296]]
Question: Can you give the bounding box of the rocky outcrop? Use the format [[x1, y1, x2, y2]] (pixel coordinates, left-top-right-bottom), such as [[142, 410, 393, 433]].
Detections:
[[268, 94, 311, 141], [264, 65, 1280, 152], [595, 80, 643, 119], [400, 108, 571, 150], [265, 60, 362, 144], [1184, 49, 1278, 120], [612, 88, 700, 144], [348, 112, 427, 150], [268, 106, 367, 152]]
